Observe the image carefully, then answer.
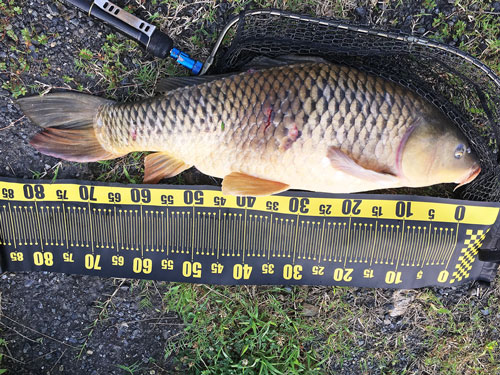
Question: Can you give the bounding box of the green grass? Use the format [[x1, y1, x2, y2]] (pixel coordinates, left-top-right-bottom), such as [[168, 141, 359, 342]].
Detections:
[[0, 1, 57, 97], [161, 283, 500, 374], [116, 361, 143, 374], [0, 338, 8, 374], [427, 4, 499, 73], [419, 290, 500, 374], [163, 284, 337, 374]]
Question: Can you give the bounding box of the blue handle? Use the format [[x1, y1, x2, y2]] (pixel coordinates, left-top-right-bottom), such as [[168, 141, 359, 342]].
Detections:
[[170, 48, 203, 75]]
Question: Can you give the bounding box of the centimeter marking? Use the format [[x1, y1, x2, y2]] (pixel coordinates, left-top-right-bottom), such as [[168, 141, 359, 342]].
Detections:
[[0, 180, 498, 288], [0, 180, 498, 224]]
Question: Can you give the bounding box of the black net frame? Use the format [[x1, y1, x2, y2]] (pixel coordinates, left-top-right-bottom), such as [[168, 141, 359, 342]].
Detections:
[[206, 9, 500, 202]]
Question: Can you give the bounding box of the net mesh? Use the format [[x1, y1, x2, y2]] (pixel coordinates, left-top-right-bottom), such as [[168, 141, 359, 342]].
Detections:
[[209, 9, 500, 202]]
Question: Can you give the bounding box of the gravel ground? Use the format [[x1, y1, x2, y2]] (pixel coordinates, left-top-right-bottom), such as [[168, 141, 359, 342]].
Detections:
[[0, 0, 499, 374], [0, 273, 181, 374], [0, 1, 192, 373]]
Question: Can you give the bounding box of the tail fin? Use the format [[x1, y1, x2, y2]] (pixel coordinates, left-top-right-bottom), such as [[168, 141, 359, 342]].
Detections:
[[17, 93, 121, 162]]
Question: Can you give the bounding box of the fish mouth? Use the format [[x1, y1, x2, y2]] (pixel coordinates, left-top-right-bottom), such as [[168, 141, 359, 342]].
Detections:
[[454, 164, 481, 191]]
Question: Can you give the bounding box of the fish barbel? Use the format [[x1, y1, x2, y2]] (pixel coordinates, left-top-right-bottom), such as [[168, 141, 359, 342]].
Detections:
[[18, 62, 480, 195]]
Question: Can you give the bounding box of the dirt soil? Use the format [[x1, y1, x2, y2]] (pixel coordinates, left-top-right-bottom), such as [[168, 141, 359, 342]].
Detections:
[[0, 0, 499, 374]]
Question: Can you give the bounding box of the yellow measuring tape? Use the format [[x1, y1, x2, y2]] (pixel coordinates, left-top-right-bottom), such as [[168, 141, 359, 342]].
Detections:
[[0, 179, 498, 288]]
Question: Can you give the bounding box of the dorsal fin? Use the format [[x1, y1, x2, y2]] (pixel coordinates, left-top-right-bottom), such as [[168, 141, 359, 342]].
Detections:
[[155, 55, 328, 92], [155, 74, 234, 92], [239, 55, 328, 71]]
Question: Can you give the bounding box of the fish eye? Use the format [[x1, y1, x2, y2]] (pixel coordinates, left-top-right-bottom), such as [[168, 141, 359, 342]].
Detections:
[[454, 144, 466, 159]]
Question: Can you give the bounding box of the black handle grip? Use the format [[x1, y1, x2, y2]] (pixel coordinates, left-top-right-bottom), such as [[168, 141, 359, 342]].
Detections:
[[146, 29, 173, 59], [65, 0, 173, 58]]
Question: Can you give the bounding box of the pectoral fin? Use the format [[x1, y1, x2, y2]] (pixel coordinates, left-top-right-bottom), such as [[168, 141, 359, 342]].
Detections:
[[143, 152, 191, 184], [222, 172, 289, 196], [327, 146, 398, 183]]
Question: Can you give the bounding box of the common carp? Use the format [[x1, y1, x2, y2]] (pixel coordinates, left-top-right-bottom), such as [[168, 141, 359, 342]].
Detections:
[[17, 62, 481, 196]]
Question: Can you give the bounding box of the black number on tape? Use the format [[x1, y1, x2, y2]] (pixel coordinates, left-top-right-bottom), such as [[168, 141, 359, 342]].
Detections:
[[23, 184, 45, 199], [184, 191, 204, 205], [395, 201, 413, 218], [266, 201, 279, 211], [2, 188, 14, 199], [131, 188, 151, 203], [108, 192, 121, 203], [342, 199, 361, 215], [161, 195, 174, 205], [455, 206, 466, 221], [289, 197, 309, 213], [237, 197, 256, 208], [79, 186, 96, 201]]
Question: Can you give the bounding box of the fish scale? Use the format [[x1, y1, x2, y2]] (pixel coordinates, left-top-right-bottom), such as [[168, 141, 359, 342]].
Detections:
[[97, 63, 425, 180]]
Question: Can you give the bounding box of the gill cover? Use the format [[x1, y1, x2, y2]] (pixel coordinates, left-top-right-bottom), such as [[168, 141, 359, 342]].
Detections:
[[400, 110, 480, 187]]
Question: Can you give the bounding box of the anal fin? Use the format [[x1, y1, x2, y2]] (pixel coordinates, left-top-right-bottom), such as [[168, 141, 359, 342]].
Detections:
[[222, 172, 289, 196], [327, 146, 398, 183], [143, 152, 191, 184]]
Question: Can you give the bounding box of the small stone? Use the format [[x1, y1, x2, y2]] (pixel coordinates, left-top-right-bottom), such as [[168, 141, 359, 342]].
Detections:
[[87, 350, 94, 355], [301, 303, 320, 317], [389, 290, 415, 317], [355, 7, 367, 18], [131, 329, 140, 339], [47, 3, 59, 15], [23, 343, 31, 354]]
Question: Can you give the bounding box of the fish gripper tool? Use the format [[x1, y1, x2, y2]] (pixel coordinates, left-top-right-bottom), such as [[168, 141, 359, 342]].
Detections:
[[64, 0, 204, 74]]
